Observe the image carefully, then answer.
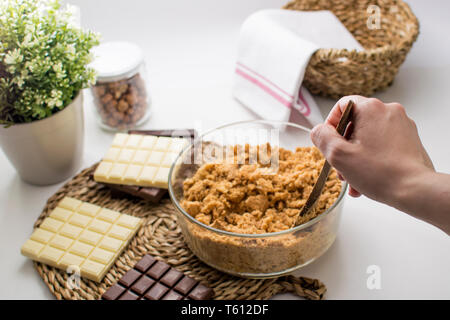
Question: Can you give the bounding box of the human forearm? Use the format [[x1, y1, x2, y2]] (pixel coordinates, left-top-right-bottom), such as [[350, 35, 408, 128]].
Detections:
[[392, 170, 450, 235]]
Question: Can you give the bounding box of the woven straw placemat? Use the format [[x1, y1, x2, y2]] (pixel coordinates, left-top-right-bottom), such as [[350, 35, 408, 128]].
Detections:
[[32, 164, 326, 300]]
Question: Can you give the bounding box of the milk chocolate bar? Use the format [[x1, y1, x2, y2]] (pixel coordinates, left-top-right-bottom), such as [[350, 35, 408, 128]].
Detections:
[[102, 254, 214, 300], [98, 129, 195, 202], [21, 197, 142, 282]]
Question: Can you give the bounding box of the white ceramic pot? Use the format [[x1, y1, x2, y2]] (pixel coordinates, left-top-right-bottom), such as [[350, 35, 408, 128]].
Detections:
[[0, 92, 84, 185]]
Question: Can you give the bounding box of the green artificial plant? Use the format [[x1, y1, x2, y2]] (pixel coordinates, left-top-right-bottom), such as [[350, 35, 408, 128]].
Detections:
[[0, 0, 100, 125]]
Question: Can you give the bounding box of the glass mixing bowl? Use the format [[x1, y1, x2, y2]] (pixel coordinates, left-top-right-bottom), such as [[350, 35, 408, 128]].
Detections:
[[168, 120, 347, 279]]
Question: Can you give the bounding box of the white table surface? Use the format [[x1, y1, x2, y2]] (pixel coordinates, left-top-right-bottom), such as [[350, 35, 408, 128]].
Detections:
[[1, 0, 449, 300]]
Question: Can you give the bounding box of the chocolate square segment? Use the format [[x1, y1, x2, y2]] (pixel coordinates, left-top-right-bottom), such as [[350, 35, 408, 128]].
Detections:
[[131, 276, 155, 295], [102, 284, 126, 300], [174, 276, 197, 295], [146, 261, 170, 279], [139, 188, 165, 201], [101, 254, 214, 300], [119, 291, 139, 300], [163, 290, 183, 300], [161, 269, 184, 287], [144, 283, 169, 300], [119, 269, 141, 287], [188, 283, 215, 300], [134, 255, 156, 272]]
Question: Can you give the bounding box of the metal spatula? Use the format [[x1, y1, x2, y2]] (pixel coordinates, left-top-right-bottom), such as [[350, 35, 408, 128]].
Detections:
[[293, 100, 354, 227]]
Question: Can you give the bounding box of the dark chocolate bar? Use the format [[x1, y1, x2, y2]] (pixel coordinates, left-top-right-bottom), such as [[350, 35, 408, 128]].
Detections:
[[102, 254, 214, 300], [128, 129, 196, 139], [101, 129, 196, 203], [106, 183, 167, 204]]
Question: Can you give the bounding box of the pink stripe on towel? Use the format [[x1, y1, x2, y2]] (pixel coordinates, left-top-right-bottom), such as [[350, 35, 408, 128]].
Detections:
[[237, 62, 293, 99], [237, 62, 312, 117], [235, 67, 292, 108], [297, 90, 311, 117]]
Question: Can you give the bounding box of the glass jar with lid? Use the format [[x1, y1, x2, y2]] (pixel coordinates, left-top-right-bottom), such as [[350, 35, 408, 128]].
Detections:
[[90, 41, 150, 131]]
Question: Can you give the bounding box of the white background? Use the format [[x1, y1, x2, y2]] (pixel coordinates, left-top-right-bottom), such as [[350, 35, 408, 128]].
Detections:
[[0, 0, 449, 299]]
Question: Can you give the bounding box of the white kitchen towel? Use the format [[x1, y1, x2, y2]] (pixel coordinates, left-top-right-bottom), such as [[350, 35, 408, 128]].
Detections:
[[233, 9, 363, 127]]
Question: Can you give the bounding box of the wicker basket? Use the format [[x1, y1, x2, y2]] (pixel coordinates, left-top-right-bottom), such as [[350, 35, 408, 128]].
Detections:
[[283, 0, 419, 98]]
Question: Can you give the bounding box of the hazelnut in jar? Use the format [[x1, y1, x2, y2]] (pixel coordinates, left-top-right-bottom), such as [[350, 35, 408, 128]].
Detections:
[[90, 42, 150, 131]]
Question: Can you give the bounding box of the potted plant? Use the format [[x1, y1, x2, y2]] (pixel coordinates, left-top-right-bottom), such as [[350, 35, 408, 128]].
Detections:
[[0, 0, 99, 185]]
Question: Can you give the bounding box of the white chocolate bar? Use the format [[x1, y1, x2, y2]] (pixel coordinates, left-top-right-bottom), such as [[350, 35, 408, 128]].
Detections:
[[21, 197, 142, 283], [93, 133, 188, 189]]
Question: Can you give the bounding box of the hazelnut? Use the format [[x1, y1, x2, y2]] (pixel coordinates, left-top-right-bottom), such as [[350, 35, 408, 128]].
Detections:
[[117, 99, 129, 113], [112, 110, 122, 120], [105, 101, 116, 113], [113, 84, 128, 99], [125, 93, 137, 105], [108, 81, 119, 91], [94, 85, 106, 96], [107, 117, 118, 127], [128, 86, 138, 97], [101, 93, 113, 104]]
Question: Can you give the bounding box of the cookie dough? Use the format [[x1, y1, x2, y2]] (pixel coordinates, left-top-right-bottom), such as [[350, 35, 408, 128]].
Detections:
[[177, 144, 344, 276], [181, 145, 341, 234]]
